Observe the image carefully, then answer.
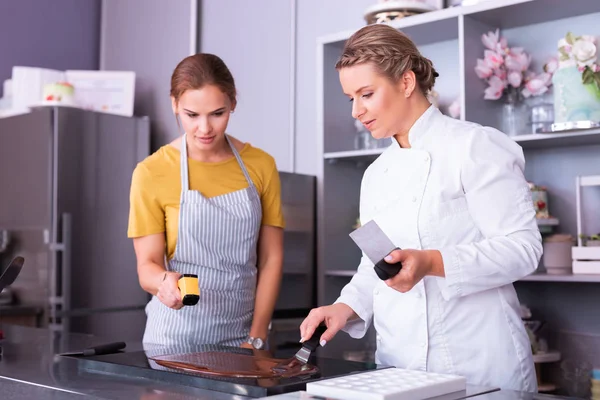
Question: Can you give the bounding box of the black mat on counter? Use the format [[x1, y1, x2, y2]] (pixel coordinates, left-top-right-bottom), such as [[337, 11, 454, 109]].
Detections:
[[61, 345, 386, 398]]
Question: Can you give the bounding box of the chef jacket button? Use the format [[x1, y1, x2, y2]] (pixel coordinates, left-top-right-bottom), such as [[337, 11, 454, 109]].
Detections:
[[384, 168, 388, 173], [374, 289, 379, 295], [421, 342, 426, 348], [412, 196, 417, 202], [424, 155, 429, 162], [415, 291, 421, 298]]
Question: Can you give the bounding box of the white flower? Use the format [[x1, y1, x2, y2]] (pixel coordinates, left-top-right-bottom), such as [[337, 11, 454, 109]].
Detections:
[[544, 57, 559, 74], [558, 38, 570, 48], [572, 39, 597, 65], [580, 35, 597, 44]]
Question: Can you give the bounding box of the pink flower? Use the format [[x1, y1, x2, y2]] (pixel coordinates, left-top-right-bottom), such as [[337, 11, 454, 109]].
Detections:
[[448, 98, 461, 119], [522, 78, 549, 98], [524, 70, 536, 81], [544, 57, 559, 74], [475, 59, 493, 79], [504, 56, 520, 71], [578, 65, 586, 72], [484, 75, 506, 100], [494, 68, 507, 81], [505, 52, 531, 71], [482, 29, 500, 51], [594, 64, 600, 73], [484, 50, 504, 69], [537, 72, 552, 86], [507, 71, 522, 88], [509, 47, 524, 55], [475, 29, 556, 101], [498, 37, 508, 52]]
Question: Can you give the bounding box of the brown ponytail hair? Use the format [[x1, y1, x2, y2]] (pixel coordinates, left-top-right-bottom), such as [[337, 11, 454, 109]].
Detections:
[[170, 53, 237, 107], [335, 24, 439, 95]]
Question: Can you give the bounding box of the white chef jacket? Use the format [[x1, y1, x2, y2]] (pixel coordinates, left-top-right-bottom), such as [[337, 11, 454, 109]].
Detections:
[[335, 105, 541, 392]]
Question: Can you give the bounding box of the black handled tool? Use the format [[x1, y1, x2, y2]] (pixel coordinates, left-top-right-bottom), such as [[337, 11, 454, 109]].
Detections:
[[272, 324, 328, 372], [349, 220, 402, 280], [295, 323, 328, 363], [373, 256, 402, 280], [60, 341, 126, 357]]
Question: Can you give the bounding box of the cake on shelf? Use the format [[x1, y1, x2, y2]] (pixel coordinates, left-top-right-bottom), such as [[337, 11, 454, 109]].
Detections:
[[363, 1, 436, 24], [42, 82, 75, 106], [552, 33, 600, 125]]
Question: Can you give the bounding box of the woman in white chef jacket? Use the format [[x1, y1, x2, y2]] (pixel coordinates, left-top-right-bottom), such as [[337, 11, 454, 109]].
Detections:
[[301, 24, 542, 392]]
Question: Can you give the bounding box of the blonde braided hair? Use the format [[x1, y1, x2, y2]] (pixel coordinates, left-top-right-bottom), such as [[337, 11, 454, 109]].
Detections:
[[335, 24, 439, 95]]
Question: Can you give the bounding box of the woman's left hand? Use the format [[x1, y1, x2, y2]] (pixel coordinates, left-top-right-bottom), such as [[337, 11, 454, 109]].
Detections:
[[382, 249, 444, 293]]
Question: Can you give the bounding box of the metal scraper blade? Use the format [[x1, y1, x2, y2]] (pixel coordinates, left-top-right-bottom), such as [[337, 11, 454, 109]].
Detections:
[[349, 220, 397, 264], [0, 256, 24, 293]]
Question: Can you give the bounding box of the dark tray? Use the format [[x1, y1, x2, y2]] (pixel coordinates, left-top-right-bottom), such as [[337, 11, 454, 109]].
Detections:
[[61, 344, 386, 398]]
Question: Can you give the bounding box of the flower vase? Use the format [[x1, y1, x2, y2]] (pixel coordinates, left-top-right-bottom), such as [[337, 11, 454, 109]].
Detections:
[[501, 90, 528, 136], [528, 96, 554, 134]]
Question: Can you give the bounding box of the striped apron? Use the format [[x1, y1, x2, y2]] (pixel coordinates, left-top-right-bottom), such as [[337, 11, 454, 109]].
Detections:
[[142, 134, 262, 348]]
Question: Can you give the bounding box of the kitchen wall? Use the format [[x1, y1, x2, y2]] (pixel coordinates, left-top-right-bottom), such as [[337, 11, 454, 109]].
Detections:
[[0, 0, 101, 95], [100, 0, 197, 149], [199, 0, 376, 174]]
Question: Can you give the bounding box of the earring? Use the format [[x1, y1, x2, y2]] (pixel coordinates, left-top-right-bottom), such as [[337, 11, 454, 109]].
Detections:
[[405, 91, 410, 97]]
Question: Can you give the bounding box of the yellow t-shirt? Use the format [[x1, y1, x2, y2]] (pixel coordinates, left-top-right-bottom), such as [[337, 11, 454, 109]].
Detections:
[[127, 142, 285, 260]]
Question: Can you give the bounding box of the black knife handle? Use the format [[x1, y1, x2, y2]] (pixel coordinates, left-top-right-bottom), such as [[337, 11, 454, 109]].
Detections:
[[303, 324, 328, 351], [374, 248, 402, 280], [82, 342, 126, 356]]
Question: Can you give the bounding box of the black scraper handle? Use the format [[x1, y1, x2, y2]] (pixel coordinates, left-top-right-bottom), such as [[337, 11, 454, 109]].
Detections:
[[303, 324, 328, 351], [374, 248, 402, 280], [82, 341, 126, 356]]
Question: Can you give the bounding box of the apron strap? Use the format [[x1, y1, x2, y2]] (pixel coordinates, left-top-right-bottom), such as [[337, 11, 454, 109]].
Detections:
[[180, 133, 254, 190], [225, 134, 254, 187], [180, 133, 190, 191]]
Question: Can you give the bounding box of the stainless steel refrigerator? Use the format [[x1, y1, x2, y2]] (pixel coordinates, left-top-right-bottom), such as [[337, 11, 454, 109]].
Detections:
[[0, 106, 151, 341]]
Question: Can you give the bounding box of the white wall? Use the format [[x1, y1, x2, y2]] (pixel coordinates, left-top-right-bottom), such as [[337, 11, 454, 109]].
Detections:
[[200, 0, 293, 171], [200, 0, 375, 174], [294, 0, 377, 174], [100, 0, 197, 148]]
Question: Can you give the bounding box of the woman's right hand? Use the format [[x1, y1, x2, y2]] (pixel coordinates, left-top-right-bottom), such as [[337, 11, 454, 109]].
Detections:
[[299, 303, 356, 346], [157, 271, 184, 310]]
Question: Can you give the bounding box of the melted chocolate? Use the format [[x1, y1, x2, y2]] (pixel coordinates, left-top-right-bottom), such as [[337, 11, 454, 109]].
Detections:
[[150, 351, 318, 379]]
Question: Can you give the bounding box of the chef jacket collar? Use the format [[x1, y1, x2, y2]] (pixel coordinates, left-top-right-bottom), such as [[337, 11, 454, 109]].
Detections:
[[390, 104, 438, 151]]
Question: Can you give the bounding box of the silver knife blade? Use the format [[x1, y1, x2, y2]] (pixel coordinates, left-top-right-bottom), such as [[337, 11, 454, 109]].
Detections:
[[349, 220, 397, 264], [0, 256, 24, 293]]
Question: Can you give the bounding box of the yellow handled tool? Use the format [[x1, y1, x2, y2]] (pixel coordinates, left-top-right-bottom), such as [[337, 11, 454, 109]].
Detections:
[[177, 274, 199, 306]]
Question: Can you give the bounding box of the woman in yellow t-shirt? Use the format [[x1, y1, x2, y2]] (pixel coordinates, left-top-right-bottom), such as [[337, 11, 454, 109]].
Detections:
[[128, 53, 285, 350]]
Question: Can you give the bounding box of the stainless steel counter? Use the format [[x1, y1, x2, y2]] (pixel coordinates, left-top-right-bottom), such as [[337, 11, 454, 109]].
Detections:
[[0, 324, 580, 400], [0, 324, 250, 399]]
